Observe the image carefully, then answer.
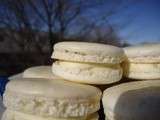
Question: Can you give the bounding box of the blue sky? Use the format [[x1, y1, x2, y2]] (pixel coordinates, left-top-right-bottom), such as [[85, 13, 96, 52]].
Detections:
[[0, 0, 160, 45], [79, 0, 160, 44], [117, 0, 160, 44]]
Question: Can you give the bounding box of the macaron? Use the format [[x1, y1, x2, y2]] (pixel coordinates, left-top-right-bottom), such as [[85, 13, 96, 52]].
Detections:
[[52, 42, 125, 84], [3, 78, 102, 118], [23, 66, 59, 79], [52, 61, 122, 84], [2, 110, 99, 120], [123, 44, 160, 79], [102, 80, 160, 120], [52, 42, 125, 64]]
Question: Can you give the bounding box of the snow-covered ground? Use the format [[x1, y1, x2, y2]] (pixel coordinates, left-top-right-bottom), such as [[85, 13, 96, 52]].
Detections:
[[0, 96, 5, 119]]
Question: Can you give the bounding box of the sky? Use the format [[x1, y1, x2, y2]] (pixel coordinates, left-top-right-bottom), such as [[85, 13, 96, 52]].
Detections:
[[117, 0, 160, 44], [78, 0, 160, 44]]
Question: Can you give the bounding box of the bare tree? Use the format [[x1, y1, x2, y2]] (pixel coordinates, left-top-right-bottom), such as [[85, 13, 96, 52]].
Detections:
[[0, 0, 133, 53], [27, 0, 107, 51], [0, 0, 136, 75]]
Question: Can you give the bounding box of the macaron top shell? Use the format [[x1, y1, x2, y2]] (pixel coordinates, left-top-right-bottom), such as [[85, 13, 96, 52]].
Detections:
[[8, 73, 23, 80], [124, 44, 160, 63], [6, 78, 101, 99], [23, 66, 59, 79], [52, 42, 125, 64], [102, 80, 160, 120]]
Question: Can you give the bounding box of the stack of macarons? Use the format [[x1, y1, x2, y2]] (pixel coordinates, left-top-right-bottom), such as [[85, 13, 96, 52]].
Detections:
[[51, 42, 125, 85], [123, 44, 160, 79], [2, 42, 160, 120], [2, 78, 102, 120], [102, 43, 160, 120]]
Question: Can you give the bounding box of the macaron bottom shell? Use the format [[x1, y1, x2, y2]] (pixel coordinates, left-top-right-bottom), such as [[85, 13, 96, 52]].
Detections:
[[52, 61, 123, 85]]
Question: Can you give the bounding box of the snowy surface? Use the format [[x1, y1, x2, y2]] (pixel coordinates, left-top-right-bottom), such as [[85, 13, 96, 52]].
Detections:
[[0, 96, 5, 119]]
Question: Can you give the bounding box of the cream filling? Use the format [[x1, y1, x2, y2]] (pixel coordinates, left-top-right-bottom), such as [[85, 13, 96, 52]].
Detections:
[[3, 110, 98, 120], [52, 50, 124, 64], [126, 56, 160, 63], [3, 91, 100, 118]]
